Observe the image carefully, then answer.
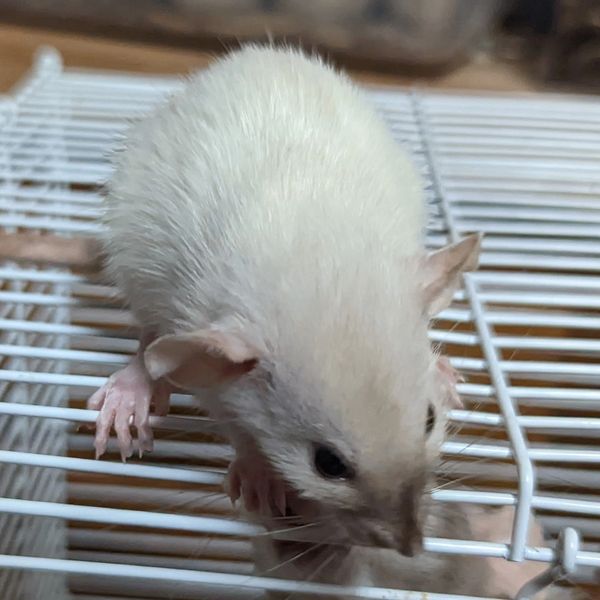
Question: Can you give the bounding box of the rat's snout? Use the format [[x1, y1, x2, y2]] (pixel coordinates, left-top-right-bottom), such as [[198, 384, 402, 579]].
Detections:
[[358, 522, 423, 557], [343, 483, 425, 556], [394, 479, 424, 556], [348, 510, 423, 557], [390, 479, 425, 557], [392, 511, 423, 557]]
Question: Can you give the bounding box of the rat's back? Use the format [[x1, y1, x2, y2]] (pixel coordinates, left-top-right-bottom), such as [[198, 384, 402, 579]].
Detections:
[[102, 45, 425, 332]]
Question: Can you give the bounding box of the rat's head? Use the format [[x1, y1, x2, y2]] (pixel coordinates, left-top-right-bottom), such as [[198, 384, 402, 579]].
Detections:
[[145, 234, 481, 556]]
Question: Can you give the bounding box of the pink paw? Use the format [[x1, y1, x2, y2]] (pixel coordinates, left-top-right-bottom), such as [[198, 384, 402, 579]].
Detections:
[[87, 361, 171, 461], [226, 454, 287, 517]]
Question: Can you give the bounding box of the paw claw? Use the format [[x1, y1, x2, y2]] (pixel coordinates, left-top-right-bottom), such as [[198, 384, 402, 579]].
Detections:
[[136, 427, 153, 457], [95, 443, 105, 461], [137, 436, 153, 458], [120, 446, 133, 462]]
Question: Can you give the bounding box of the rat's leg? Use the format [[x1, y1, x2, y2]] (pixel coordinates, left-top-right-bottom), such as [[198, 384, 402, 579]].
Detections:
[[225, 438, 287, 517], [87, 331, 173, 460]]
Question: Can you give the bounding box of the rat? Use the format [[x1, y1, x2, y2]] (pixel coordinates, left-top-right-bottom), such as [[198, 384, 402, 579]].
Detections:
[[0, 45, 482, 558], [2, 48, 590, 597]]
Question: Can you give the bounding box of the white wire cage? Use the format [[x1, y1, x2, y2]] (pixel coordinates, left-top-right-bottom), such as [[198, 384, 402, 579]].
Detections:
[[0, 47, 598, 600]]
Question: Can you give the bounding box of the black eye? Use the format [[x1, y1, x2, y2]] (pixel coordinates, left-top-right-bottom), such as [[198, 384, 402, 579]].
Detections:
[[314, 445, 353, 480], [425, 405, 435, 436]]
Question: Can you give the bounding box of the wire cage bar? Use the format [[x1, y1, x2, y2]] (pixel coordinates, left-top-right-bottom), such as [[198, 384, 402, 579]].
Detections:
[[0, 47, 598, 599]]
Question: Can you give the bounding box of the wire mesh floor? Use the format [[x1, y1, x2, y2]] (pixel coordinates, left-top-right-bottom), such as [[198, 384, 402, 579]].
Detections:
[[0, 47, 599, 599]]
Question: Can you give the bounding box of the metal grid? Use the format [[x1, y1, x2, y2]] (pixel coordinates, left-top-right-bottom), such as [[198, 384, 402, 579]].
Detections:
[[0, 47, 598, 599]]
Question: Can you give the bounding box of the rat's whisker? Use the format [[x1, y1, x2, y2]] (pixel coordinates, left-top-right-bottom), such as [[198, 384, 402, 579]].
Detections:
[[257, 519, 324, 538], [260, 540, 326, 575], [281, 548, 339, 600], [429, 472, 486, 493]]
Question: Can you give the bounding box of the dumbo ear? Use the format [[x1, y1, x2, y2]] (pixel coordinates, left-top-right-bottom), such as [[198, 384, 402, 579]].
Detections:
[[422, 233, 482, 318], [144, 329, 259, 390]]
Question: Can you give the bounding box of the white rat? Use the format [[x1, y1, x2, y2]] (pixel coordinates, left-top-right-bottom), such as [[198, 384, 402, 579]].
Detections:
[[2, 47, 591, 597], [1, 45, 481, 556]]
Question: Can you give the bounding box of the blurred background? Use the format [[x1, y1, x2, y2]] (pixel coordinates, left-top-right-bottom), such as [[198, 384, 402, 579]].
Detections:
[[0, 0, 598, 93]]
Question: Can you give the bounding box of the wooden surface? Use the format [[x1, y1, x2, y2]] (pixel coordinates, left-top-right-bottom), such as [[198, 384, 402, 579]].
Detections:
[[0, 22, 539, 93]]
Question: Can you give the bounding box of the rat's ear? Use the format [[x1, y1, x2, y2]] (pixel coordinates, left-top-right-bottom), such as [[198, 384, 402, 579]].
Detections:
[[422, 233, 482, 318], [144, 329, 259, 390]]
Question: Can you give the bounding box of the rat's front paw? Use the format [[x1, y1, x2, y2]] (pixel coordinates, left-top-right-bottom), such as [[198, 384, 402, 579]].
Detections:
[[87, 361, 171, 460], [226, 454, 287, 517]]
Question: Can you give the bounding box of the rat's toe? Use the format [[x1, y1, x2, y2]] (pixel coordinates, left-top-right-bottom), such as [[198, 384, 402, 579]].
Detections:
[[134, 396, 153, 457], [94, 424, 111, 460], [226, 464, 242, 505], [94, 400, 117, 459], [87, 384, 107, 411], [114, 404, 134, 461]]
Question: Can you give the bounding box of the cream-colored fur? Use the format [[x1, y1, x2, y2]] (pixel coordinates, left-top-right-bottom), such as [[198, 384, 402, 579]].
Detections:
[[103, 44, 433, 495], [98, 45, 587, 598], [102, 44, 477, 559], [104, 45, 425, 334]]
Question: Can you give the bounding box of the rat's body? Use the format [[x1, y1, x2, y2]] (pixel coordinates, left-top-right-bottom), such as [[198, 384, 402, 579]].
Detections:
[[0, 47, 590, 598], [104, 46, 425, 335], [1, 45, 480, 557], [96, 45, 484, 556]]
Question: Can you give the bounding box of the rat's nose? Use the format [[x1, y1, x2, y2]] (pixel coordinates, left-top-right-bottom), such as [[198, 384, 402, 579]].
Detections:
[[394, 520, 423, 557], [354, 516, 423, 555], [393, 481, 424, 557]]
